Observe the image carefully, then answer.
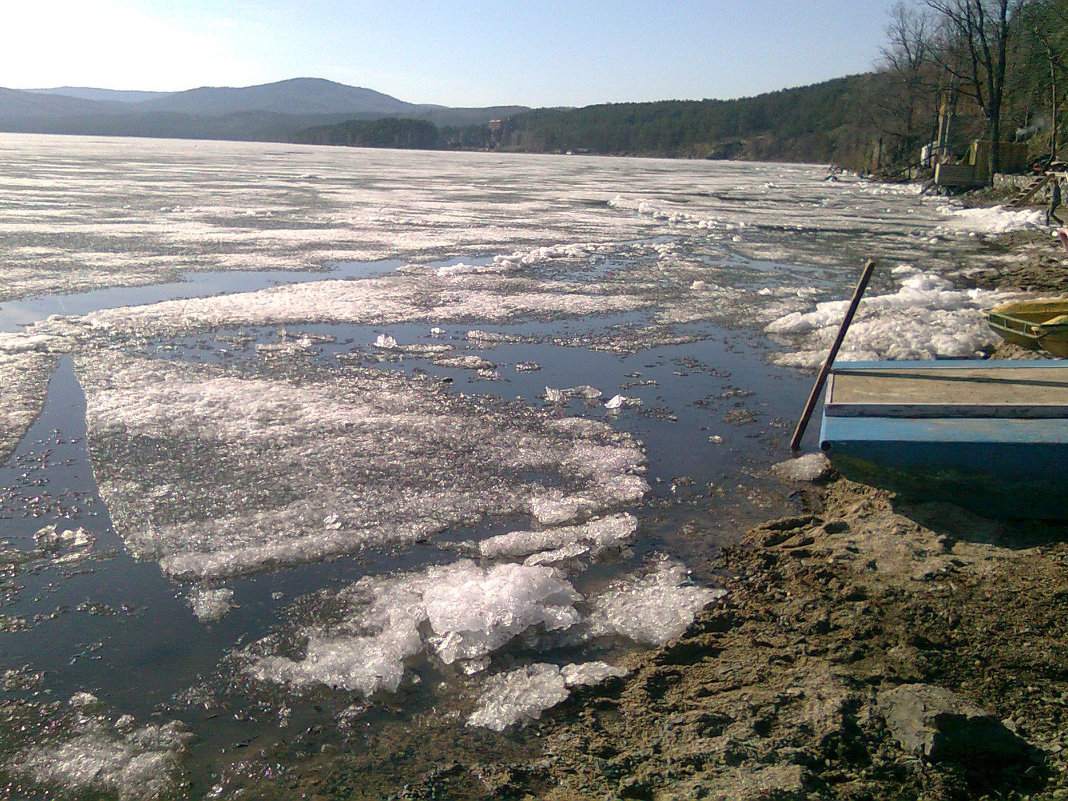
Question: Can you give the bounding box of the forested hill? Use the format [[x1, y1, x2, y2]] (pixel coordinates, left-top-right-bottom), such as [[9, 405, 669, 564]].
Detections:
[[293, 74, 884, 167], [496, 75, 878, 162]]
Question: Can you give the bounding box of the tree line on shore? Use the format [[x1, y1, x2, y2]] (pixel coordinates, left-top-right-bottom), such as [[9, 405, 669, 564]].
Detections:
[[295, 1, 1066, 178]]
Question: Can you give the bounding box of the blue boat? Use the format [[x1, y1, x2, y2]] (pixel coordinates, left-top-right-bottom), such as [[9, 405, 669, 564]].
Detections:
[[818, 360, 1068, 519]]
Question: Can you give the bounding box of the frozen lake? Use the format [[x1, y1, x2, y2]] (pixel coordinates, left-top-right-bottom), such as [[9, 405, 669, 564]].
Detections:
[[0, 135, 1040, 799]]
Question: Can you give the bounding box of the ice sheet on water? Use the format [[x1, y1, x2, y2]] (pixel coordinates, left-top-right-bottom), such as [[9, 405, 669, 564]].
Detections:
[[479, 513, 638, 560], [9, 710, 192, 801], [77, 351, 646, 580], [764, 268, 1019, 369], [30, 273, 649, 343], [466, 660, 628, 731], [0, 347, 56, 462], [586, 557, 725, 646]]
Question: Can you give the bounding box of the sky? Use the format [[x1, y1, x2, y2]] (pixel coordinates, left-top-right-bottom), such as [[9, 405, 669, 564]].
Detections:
[[6, 0, 902, 107]]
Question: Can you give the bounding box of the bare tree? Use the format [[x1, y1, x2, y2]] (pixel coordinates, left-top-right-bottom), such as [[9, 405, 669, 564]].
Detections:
[[875, 2, 939, 167], [927, 0, 1024, 181]]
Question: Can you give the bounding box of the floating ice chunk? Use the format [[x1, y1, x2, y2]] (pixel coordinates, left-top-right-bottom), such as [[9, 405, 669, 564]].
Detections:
[[188, 587, 235, 622], [561, 661, 629, 687], [250, 576, 427, 695], [436, 261, 511, 277], [425, 563, 580, 664], [434, 354, 496, 370], [772, 453, 831, 483], [466, 659, 628, 731], [466, 663, 569, 731], [10, 715, 192, 801], [253, 623, 423, 695], [35, 524, 94, 552], [544, 387, 567, 404], [571, 385, 603, 400], [544, 385, 602, 403], [373, 334, 398, 349], [515, 361, 541, 372], [479, 513, 638, 560], [529, 493, 587, 525], [68, 692, 99, 708], [587, 558, 724, 646], [523, 543, 592, 566], [605, 394, 627, 410]]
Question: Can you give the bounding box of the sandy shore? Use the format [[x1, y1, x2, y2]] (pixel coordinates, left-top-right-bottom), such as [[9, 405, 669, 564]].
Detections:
[[374, 215, 1068, 799]]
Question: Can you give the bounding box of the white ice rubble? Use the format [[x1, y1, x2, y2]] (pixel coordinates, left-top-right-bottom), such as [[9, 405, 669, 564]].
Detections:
[[249, 561, 580, 694], [249, 556, 715, 722], [586, 557, 725, 646], [764, 267, 1018, 369], [934, 204, 1046, 236]]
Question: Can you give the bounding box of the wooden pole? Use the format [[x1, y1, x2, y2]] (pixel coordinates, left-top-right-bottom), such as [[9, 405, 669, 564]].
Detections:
[[789, 259, 876, 453]]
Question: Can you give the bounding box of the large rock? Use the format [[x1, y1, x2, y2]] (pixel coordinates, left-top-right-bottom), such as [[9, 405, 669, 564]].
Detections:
[[877, 683, 1029, 763]]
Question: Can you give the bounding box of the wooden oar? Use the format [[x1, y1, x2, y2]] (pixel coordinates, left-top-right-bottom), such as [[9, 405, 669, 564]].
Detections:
[[789, 258, 876, 453]]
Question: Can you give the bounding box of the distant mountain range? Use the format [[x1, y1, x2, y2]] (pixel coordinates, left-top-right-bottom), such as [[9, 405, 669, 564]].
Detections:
[[0, 77, 527, 141]]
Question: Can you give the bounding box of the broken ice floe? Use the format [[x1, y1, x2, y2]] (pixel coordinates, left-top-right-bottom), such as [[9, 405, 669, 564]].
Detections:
[[77, 352, 647, 580], [764, 268, 1018, 369], [247, 555, 714, 727], [543, 385, 603, 404], [32, 524, 96, 565], [9, 707, 192, 801], [188, 587, 235, 622], [248, 560, 579, 694], [433, 354, 496, 371], [466, 660, 628, 731], [28, 274, 649, 344], [586, 557, 724, 646], [479, 513, 638, 561], [372, 334, 398, 349], [605, 393, 641, 411]]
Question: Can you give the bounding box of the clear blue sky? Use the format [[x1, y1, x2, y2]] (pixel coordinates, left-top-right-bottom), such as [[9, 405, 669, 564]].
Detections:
[[8, 0, 901, 107]]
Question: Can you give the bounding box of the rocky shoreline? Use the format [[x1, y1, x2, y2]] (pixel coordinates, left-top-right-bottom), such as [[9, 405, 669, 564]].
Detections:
[[402, 218, 1068, 800]]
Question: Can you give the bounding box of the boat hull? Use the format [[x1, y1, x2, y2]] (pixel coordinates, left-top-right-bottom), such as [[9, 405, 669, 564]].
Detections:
[[820, 415, 1068, 519], [987, 299, 1068, 356], [819, 360, 1068, 519]]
